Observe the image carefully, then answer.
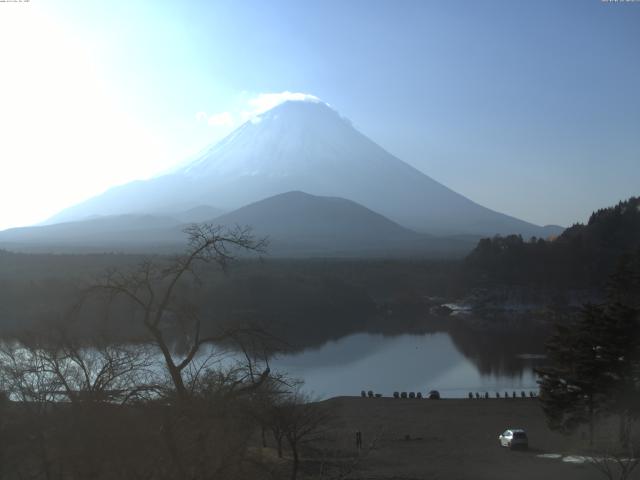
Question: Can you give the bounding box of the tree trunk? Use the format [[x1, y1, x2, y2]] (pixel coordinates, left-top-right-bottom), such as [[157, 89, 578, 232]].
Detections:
[[150, 326, 187, 398], [277, 436, 283, 458], [588, 399, 594, 447], [37, 426, 52, 480], [290, 443, 299, 480], [167, 361, 187, 399], [619, 411, 631, 448], [261, 425, 267, 448]]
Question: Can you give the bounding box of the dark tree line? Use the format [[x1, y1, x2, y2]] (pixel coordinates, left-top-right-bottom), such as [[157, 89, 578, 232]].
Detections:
[[0, 250, 458, 351], [464, 197, 640, 291], [536, 248, 640, 450]]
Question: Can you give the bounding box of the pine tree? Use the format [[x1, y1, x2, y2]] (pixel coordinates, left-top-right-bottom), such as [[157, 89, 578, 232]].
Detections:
[[537, 305, 617, 444], [537, 250, 640, 446]]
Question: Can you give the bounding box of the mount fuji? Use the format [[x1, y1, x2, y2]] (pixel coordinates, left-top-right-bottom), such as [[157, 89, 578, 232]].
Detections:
[[45, 98, 560, 237]]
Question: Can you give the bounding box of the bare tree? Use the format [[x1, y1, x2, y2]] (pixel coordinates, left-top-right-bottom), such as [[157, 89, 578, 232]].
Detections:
[[0, 225, 285, 479], [30, 327, 160, 405], [0, 340, 62, 480], [588, 431, 640, 480], [589, 449, 639, 480], [247, 372, 301, 460], [0, 329, 165, 480], [86, 224, 268, 400], [267, 390, 333, 480]]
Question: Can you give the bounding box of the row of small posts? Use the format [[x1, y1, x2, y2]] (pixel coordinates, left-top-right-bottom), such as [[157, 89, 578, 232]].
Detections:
[[468, 391, 537, 399], [360, 390, 538, 399], [360, 391, 435, 399]]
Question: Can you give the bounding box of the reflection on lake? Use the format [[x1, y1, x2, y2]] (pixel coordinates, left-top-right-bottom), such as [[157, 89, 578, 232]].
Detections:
[[271, 332, 542, 399]]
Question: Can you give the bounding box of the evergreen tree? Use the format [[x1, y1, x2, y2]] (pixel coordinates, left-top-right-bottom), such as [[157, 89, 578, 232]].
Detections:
[[537, 305, 616, 444], [537, 250, 640, 446], [605, 251, 640, 445], [465, 197, 640, 289]]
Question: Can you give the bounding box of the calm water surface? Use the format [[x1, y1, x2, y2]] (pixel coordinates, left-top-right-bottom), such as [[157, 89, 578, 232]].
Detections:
[[271, 332, 540, 399]]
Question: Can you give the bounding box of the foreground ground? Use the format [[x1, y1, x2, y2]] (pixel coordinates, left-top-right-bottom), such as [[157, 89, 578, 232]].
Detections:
[[303, 396, 626, 480]]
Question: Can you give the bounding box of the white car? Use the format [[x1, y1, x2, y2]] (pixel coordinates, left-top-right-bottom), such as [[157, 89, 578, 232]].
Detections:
[[498, 429, 528, 449]]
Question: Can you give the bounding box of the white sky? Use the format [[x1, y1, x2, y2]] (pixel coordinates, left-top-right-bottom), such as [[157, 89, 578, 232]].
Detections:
[[0, 5, 324, 231], [0, 5, 179, 230]]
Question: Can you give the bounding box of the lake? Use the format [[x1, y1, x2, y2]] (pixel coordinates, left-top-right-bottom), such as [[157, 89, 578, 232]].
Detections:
[[270, 332, 542, 399], [0, 321, 545, 402]]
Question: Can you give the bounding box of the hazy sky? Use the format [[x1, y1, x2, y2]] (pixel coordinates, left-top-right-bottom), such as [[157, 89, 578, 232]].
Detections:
[[1, 0, 638, 231]]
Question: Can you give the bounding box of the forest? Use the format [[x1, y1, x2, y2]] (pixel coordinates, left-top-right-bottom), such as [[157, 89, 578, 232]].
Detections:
[[464, 197, 640, 291]]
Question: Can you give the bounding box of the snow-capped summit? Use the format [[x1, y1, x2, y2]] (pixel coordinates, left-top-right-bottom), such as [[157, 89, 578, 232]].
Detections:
[[45, 99, 561, 237], [181, 100, 369, 182]]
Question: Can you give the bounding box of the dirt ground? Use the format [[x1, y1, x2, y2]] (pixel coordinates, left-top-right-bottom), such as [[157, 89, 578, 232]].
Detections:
[[313, 396, 630, 480]]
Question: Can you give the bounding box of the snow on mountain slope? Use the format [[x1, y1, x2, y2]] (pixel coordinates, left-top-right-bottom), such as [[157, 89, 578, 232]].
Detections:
[[46, 99, 562, 237]]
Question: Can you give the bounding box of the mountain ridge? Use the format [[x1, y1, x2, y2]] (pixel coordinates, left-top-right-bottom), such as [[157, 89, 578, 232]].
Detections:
[[45, 99, 562, 238], [0, 191, 476, 257]]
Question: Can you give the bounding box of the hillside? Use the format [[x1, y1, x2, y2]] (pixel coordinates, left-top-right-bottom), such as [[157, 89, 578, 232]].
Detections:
[[464, 197, 640, 289], [211, 191, 472, 257], [0, 191, 476, 257], [0, 214, 185, 252]]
